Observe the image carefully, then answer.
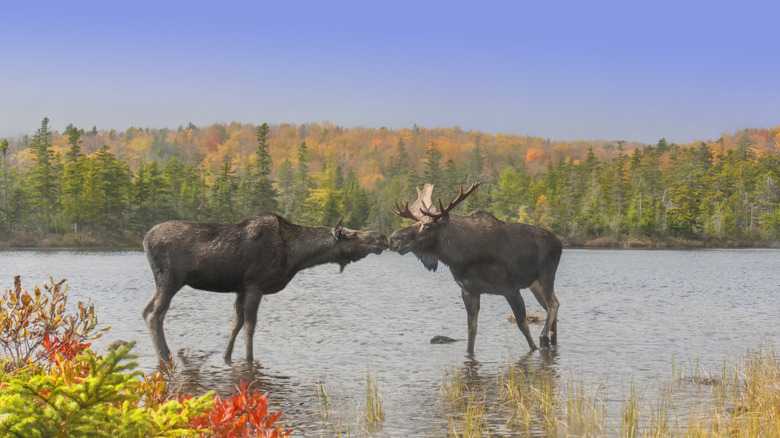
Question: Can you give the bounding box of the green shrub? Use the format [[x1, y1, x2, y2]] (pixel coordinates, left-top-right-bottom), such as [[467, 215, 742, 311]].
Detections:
[[0, 277, 292, 437], [0, 342, 213, 437]]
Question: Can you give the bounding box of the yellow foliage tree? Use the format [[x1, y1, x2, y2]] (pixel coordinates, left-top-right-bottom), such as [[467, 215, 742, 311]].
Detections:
[[533, 194, 553, 229]]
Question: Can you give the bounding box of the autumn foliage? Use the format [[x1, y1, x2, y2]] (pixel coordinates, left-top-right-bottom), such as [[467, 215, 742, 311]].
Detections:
[[189, 380, 292, 438], [0, 277, 292, 437], [2, 120, 779, 247]]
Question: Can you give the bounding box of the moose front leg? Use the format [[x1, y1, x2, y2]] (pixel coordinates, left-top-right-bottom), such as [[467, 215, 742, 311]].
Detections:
[[461, 289, 481, 355]]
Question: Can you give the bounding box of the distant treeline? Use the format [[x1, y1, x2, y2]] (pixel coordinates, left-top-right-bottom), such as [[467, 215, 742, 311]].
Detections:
[[1, 118, 779, 247]]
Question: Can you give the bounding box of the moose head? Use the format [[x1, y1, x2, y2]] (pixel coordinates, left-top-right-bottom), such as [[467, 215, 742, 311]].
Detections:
[[389, 182, 481, 271]]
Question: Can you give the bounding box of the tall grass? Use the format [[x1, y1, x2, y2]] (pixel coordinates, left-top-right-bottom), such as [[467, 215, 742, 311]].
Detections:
[[441, 364, 491, 437], [317, 378, 331, 419], [438, 344, 779, 437], [362, 369, 385, 429], [706, 346, 779, 437], [564, 378, 606, 437]]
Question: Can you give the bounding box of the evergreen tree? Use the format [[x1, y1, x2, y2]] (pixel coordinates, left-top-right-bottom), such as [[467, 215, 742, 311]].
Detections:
[[62, 127, 86, 232], [291, 142, 311, 222], [466, 135, 485, 183], [178, 164, 208, 221], [0, 138, 9, 227], [491, 166, 525, 222], [423, 141, 443, 188], [93, 144, 132, 233], [132, 160, 175, 233], [386, 138, 408, 177], [65, 126, 83, 162], [343, 168, 370, 229], [28, 117, 58, 233], [276, 159, 294, 217], [252, 123, 279, 214], [163, 158, 184, 214], [210, 158, 237, 222], [442, 159, 464, 203]]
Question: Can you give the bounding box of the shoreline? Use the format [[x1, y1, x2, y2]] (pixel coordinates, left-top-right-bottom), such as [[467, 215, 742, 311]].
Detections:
[[1, 233, 777, 251]]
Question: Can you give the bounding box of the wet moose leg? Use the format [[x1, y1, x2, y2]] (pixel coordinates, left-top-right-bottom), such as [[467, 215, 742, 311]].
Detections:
[[223, 291, 246, 362], [461, 289, 481, 355], [505, 289, 538, 351]]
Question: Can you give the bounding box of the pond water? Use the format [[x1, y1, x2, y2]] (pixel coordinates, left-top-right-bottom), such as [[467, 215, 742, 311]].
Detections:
[[2, 248, 779, 436]]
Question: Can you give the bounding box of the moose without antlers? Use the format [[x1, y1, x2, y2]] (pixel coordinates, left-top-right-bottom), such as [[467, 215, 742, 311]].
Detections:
[[389, 182, 562, 354], [143, 214, 389, 362]]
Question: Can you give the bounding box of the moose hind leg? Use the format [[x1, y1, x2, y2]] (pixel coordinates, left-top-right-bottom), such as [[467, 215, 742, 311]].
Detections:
[[223, 292, 246, 362], [461, 289, 481, 356], [241, 291, 264, 362], [529, 280, 559, 347], [143, 283, 178, 362], [505, 290, 538, 351]]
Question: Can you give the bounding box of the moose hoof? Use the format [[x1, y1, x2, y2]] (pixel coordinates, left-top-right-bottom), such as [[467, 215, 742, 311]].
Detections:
[[539, 335, 551, 348]]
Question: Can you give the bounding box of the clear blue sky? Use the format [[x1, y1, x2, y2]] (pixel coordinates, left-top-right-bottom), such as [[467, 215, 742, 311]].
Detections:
[[2, 0, 778, 144]]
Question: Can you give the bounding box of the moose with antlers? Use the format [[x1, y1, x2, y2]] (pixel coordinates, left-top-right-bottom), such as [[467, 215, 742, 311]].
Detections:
[[389, 182, 562, 354]]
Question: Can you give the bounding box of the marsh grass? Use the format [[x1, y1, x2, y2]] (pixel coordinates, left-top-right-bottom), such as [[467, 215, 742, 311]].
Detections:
[[312, 378, 360, 437], [441, 364, 491, 437], [706, 346, 780, 437], [317, 377, 331, 419], [564, 378, 607, 437], [438, 344, 779, 437], [620, 381, 641, 438], [499, 362, 560, 433], [362, 369, 385, 429]]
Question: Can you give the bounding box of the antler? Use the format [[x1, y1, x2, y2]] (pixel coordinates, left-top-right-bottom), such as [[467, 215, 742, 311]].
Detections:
[[392, 183, 435, 221], [393, 201, 421, 220], [420, 181, 482, 220]]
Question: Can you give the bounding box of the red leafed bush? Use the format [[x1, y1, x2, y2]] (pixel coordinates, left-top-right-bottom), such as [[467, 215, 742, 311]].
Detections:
[[1, 276, 100, 372], [41, 332, 91, 362], [189, 380, 292, 438]]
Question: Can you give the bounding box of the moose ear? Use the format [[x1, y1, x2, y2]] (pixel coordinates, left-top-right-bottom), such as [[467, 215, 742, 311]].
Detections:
[[332, 217, 344, 239]]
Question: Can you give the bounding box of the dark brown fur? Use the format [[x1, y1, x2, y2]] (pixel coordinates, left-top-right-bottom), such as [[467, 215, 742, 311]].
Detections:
[[390, 207, 562, 355], [143, 214, 388, 362]]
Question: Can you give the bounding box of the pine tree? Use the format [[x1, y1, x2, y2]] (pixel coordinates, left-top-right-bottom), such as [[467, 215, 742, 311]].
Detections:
[[386, 138, 408, 177], [0, 138, 9, 224], [93, 144, 131, 233], [62, 127, 86, 232], [466, 136, 485, 183], [442, 159, 464, 204], [252, 123, 279, 214], [276, 159, 294, 217], [423, 141, 443, 187], [210, 158, 237, 222], [28, 117, 58, 233], [291, 142, 311, 222]]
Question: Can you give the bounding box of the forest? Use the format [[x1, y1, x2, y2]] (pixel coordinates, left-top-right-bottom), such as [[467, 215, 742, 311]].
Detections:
[[1, 118, 779, 248]]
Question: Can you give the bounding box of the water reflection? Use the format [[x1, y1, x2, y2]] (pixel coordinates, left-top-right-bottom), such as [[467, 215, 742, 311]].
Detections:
[[170, 348, 290, 399], [443, 348, 563, 436]]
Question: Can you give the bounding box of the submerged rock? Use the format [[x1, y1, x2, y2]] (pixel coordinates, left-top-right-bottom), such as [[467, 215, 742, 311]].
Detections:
[[430, 335, 458, 344], [104, 340, 129, 351]]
